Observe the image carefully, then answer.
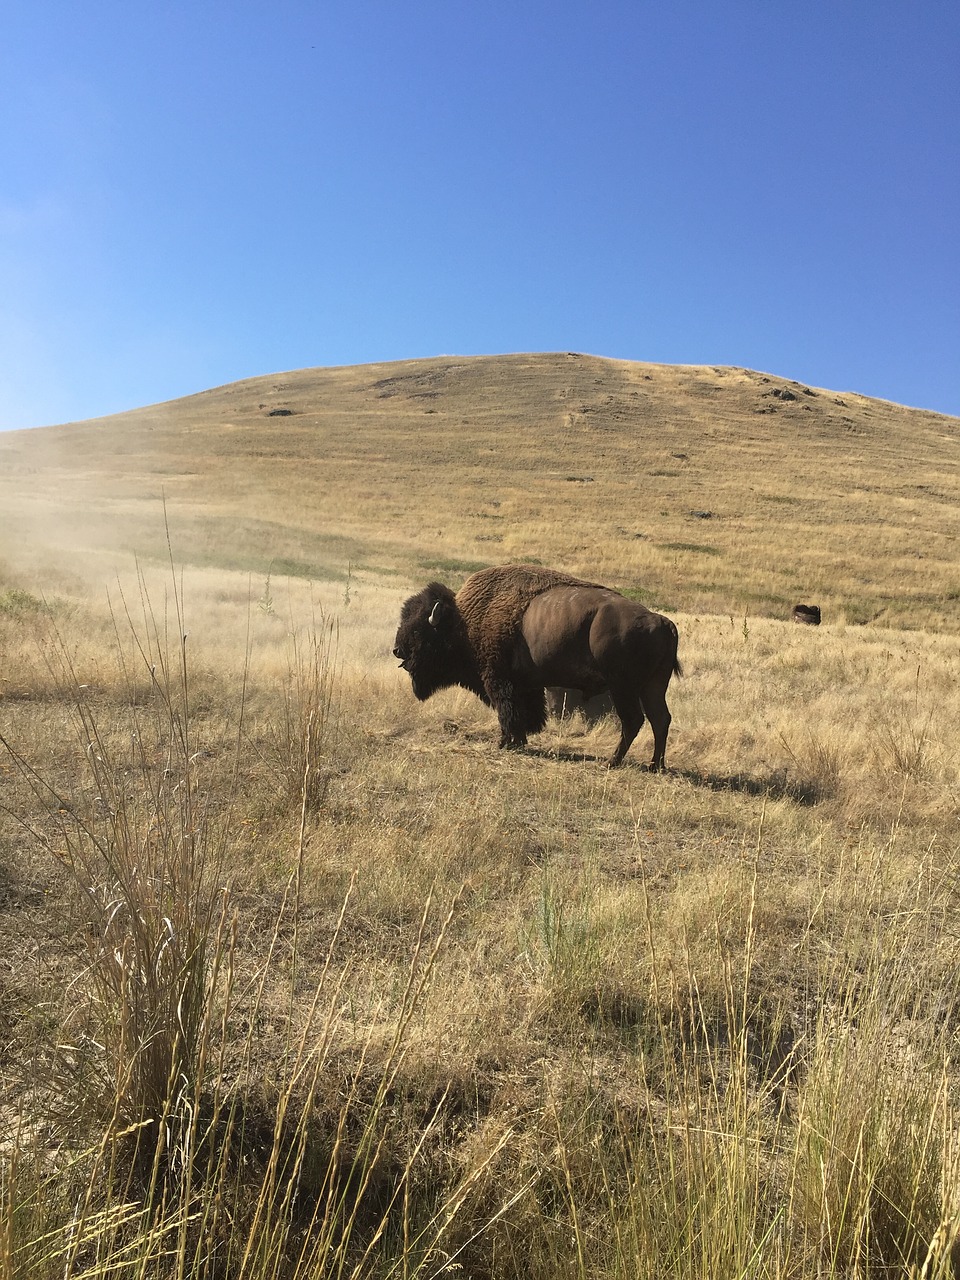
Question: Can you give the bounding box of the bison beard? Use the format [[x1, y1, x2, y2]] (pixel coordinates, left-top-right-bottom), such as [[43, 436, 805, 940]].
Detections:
[[393, 565, 681, 769]]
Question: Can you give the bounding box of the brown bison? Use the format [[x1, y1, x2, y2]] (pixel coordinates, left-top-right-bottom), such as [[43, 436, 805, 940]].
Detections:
[[792, 603, 821, 625], [393, 564, 681, 769]]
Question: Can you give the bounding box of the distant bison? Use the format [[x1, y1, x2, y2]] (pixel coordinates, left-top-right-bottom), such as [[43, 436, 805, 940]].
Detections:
[[393, 564, 681, 769], [545, 687, 614, 723], [792, 603, 821, 626]]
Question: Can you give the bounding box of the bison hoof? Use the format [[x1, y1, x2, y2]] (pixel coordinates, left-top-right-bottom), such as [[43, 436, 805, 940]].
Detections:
[[499, 738, 526, 752]]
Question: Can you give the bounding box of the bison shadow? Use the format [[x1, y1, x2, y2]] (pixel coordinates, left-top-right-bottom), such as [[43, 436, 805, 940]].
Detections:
[[492, 749, 824, 799], [520, 744, 673, 771], [677, 766, 824, 806], [522, 744, 606, 765]]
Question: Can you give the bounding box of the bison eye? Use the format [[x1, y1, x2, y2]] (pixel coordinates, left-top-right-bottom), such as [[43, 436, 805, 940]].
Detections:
[[393, 647, 403, 660]]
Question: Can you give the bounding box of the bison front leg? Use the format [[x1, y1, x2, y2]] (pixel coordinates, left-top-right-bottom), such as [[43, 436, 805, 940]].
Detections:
[[486, 676, 546, 751], [485, 675, 527, 750]]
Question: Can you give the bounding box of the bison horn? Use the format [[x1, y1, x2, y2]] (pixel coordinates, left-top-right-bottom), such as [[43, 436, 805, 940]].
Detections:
[[428, 600, 442, 627]]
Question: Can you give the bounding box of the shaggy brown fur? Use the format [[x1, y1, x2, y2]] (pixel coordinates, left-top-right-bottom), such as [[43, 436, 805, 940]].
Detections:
[[454, 564, 600, 676], [394, 564, 681, 769]]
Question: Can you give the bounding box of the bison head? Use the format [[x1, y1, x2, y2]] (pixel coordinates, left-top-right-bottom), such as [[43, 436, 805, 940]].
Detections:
[[393, 583, 480, 702]]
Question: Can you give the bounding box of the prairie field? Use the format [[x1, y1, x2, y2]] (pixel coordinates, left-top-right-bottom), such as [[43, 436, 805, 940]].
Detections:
[[1, 354, 959, 1278]]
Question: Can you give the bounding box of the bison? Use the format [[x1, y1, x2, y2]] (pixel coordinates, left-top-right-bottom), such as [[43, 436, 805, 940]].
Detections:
[[393, 564, 681, 769], [792, 603, 821, 626]]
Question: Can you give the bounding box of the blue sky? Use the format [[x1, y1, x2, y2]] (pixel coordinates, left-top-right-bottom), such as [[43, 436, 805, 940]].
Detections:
[[2, 1, 958, 430]]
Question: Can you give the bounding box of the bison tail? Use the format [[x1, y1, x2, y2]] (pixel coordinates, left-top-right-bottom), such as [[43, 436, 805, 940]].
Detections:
[[668, 620, 682, 678]]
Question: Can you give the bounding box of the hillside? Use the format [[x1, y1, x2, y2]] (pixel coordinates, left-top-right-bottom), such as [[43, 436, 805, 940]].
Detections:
[[2, 352, 958, 629], [2, 358, 960, 1275]]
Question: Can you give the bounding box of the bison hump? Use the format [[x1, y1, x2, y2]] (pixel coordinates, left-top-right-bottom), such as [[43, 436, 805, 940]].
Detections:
[[455, 564, 600, 672]]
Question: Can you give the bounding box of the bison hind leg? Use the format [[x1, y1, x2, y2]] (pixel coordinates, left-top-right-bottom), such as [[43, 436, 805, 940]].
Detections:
[[604, 680, 647, 768], [608, 710, 645, 768], [638, 682, 673, 772]]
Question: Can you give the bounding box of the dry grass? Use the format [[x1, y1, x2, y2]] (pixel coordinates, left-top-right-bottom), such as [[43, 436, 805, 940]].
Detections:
[[1, 354, 959, 1277], [1, 353, 958, 630]]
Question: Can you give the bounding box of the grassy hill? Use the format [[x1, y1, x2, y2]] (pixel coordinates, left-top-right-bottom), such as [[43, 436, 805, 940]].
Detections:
[[2, 352, 958, 628], [1, 355, 959, 1278]]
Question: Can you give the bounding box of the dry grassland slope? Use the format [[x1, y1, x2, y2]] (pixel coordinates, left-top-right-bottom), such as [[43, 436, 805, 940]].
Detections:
[[1, 357, 960, 1276], [2, 352, 958, 628]]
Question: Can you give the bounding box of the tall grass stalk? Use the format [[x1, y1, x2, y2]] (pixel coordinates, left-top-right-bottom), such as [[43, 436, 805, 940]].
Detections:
[[263, 614, 341, 814], [2, 583, 526, 1278], [2, 575, 232, 1177], [791, 1000, 953, 1274]]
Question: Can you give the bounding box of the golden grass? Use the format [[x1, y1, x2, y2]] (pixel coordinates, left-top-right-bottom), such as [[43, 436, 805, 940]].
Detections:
[[1, 353, 958, 629], [2, 568, 959, 1276], [1, 354, 959, 1276]]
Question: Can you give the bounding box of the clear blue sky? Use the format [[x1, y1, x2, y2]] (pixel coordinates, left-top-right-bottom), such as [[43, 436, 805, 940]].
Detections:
[[2, 1, 958, 430]]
